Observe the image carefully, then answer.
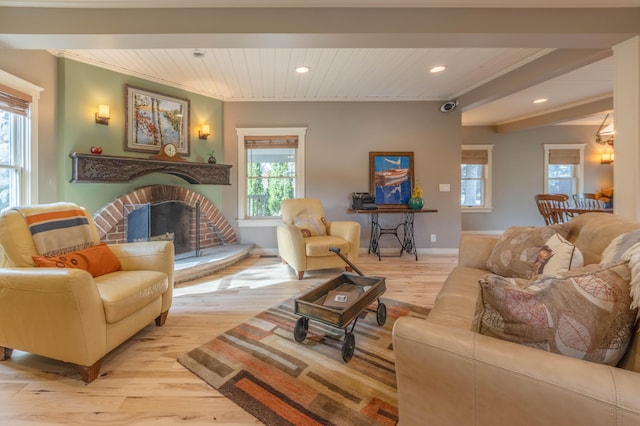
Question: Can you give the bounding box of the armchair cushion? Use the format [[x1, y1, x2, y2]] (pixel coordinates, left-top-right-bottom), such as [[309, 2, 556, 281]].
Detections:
[[33, 243, 122, 278], [293, 214, 327, 237], [305, 236, 350, 256]]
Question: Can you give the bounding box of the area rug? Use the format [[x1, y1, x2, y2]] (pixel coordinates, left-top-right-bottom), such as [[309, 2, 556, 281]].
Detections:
[[177, 297, 430, 426]]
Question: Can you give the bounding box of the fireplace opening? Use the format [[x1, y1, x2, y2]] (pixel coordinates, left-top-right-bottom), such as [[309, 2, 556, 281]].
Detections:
[[125, 201, 194, 256]]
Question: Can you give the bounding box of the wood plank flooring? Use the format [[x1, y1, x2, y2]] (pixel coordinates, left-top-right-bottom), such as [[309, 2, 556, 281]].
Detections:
[[0, 253, 456, 425]]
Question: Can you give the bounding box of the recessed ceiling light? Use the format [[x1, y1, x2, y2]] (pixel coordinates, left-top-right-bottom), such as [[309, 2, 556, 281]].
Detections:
[[192, 49, 206, 58], [295, 66, 310, 74], [430, 65, 447, 73], [533, 98, 548, 104]]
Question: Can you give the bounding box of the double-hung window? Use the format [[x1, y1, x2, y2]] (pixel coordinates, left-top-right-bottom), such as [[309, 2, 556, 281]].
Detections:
[[461, 145, 493, 212], [0, 72, 41, 210], [544, 144, 585, 198], [237, 127, 306, 226]]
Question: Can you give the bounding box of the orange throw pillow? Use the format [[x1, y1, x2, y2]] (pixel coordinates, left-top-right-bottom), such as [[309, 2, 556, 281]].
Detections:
[[33, 243, 121, 278]]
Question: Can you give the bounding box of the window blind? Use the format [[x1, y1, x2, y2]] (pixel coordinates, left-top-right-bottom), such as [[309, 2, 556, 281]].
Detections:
[[0, 84, 31, 117], [549, 149, 580, 165], [244, 135, 298, 149], [461, 149, 488, 165]]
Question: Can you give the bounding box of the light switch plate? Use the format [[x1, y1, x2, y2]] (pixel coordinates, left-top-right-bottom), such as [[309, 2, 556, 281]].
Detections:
[[439, 184, 450, 192]]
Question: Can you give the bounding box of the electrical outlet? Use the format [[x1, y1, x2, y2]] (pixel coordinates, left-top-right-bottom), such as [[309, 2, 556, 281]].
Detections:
[[430, 234, 436, 243]]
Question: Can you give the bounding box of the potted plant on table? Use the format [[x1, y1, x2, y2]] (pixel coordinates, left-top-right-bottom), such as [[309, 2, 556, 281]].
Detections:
[[596, 187, 614, 208]]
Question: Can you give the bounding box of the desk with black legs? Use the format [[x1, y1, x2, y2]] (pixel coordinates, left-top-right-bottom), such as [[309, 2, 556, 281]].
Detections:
[[348, 208, 438, 261]]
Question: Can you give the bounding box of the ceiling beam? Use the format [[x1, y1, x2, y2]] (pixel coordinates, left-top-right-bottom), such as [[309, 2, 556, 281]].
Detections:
[[1, 7, 639, 49], [458, 48, 613, 111], [495, 97, 613, 133]]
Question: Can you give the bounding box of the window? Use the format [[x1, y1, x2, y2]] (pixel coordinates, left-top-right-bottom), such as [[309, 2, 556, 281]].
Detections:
[[461, 145, 493, 212], [237, 127, 306, 226], [544, 144, 585, 198], [0, 71, 41, 210]]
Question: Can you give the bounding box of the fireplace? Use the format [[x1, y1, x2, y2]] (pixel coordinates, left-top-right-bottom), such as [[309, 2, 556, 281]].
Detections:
[[93, 185, 238, 258]]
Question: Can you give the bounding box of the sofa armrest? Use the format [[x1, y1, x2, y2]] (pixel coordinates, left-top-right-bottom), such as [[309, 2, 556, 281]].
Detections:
[[393, 317, 640, 426], [109, 241, 174, 313], [0, 268, 107, 366], [458, 234, 499, 269]]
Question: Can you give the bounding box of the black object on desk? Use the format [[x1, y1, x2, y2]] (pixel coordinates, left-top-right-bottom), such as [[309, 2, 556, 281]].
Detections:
[[348, 207, 438, 261]]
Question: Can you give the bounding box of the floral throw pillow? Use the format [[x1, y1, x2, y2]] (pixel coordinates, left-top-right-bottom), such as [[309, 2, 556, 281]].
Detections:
[[473, 263, 636, 366], [293, 214, 327, 237], [486, 224, 571, 279]]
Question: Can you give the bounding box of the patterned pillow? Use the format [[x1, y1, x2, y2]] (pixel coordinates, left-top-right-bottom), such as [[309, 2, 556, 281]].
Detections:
[[33, 243, 122, 278], [486, 224, 571, 279], [535, 233, 584, 277], [293, 215, 327, 237], [473, 264, 636, 366]]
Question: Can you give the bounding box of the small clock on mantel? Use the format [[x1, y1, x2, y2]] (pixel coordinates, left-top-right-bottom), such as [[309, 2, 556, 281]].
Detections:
[[149, 143, 187, 161]]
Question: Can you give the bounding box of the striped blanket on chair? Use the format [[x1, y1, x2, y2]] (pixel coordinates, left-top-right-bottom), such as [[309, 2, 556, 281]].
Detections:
[[14, 202, 95, 256]]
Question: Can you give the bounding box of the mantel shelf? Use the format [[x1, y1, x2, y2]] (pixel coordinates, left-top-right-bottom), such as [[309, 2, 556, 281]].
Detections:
[[70, 152, 232, 185]]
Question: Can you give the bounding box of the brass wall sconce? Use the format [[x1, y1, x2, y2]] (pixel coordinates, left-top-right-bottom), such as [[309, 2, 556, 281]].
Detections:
[[600, 152, 614, 164], [95, 104, 110, 125], [199, 124, 211, 140]]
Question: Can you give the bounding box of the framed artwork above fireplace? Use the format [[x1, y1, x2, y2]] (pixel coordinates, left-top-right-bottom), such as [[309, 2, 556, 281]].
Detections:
[[124, 85, 191, 156]]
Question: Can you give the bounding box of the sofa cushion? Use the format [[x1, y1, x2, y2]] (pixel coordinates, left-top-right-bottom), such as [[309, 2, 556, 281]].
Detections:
[[293, 214, 327, 237], [95, 270, 168, 323], [538, 233, 584, 276], [486, 224, 571, 279], [473, 263, 636, 366], [32, 243, 121, 278]]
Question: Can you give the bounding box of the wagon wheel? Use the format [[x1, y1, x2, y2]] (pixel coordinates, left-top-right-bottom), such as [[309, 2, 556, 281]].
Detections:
[[342, 332, 356, 362], [376, 302, 387, 326], [293, 317, 308, 343]]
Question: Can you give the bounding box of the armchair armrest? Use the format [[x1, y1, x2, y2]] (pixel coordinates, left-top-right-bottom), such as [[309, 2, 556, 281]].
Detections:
[[393, 317, 640, 426], [326, 220, 361, 262], [457, 234, 499, 269], [109, 241, 174, 313], [0, 268, 107, 366]]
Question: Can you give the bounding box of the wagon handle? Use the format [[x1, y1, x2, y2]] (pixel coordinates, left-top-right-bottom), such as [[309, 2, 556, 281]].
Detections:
[[329, 247, 365, 276]]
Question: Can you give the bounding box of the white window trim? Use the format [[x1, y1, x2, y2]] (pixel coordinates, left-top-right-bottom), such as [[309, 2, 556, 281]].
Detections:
[[461, 144, 493, 213], [543, 144, 585, 194], [236, 127, 306, 227], [0, 69, 43, 205]]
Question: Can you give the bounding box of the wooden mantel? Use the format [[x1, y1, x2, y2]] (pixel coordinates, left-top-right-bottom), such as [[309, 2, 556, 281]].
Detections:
[[70, 153, 232, 185]]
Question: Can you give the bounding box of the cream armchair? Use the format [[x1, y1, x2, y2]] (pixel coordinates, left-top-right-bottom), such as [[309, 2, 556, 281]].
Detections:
[[277, 198, 360, 279], [0, 202, 174, 383]]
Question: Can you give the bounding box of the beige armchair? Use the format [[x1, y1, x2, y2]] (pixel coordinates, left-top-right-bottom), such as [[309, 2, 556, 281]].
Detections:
[[277, 198, 360, 279], [0, 202, 174, 383]]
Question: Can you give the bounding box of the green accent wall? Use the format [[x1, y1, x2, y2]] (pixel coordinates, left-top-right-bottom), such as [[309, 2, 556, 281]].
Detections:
[[57, 58, 224, 214]]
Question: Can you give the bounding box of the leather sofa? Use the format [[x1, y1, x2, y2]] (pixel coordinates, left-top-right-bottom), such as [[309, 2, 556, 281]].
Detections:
[[393, 213, 640, 425], [0, 203, 174, 383]]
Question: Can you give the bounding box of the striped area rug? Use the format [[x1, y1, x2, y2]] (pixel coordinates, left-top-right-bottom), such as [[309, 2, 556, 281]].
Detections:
[[177, 297, 430, 426]]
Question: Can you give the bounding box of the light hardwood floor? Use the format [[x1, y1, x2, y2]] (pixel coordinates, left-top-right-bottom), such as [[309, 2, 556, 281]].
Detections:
[[0, 252, 456, 425]]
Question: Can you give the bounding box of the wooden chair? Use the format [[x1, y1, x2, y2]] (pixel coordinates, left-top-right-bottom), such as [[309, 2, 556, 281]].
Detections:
[[534, 194, 574, 225], [572, 192, 603, 210]]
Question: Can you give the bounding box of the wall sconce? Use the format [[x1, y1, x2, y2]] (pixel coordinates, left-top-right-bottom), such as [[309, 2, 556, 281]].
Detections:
[[95, 104, 110, 125], [199, 124, 211, 140], [601, 152, 615, 164]]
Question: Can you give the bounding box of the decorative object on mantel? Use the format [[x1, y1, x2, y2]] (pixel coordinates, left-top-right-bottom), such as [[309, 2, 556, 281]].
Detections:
[[148, 142, 186, 162], [69, 152, 231, 185], [408, 182, 424, 210], [206, 148, 216, 164], [90, 146, 103, 155]]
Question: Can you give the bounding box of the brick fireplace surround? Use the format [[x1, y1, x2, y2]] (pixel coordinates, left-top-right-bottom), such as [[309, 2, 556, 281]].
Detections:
[[92, 185, 238, 251]]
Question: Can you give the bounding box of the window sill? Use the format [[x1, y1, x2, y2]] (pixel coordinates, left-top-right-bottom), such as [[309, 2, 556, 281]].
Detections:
[[462, 207, 492, 213], [237, 218, 281, 228]]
